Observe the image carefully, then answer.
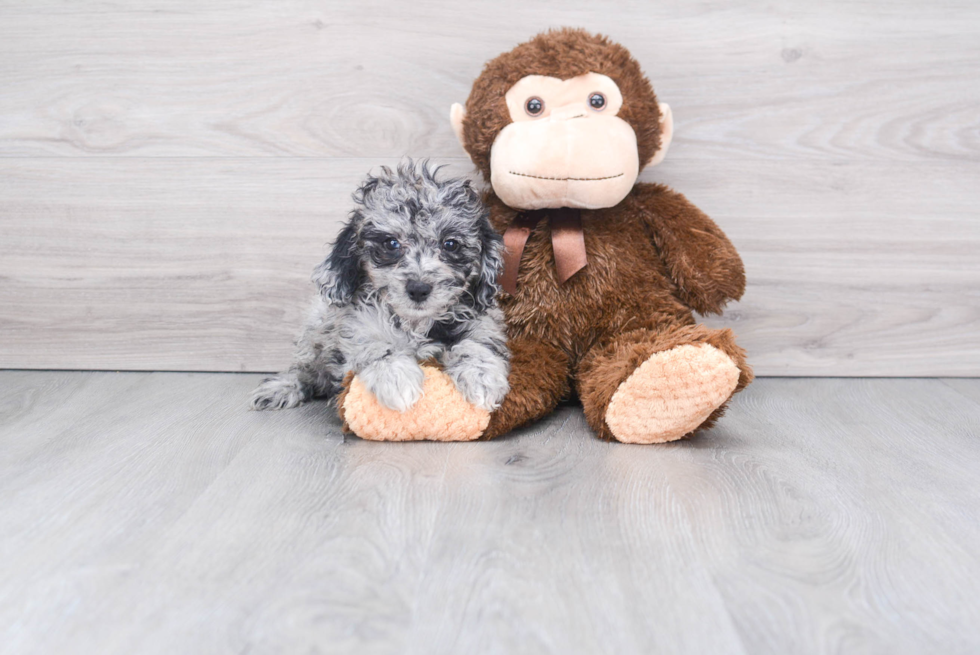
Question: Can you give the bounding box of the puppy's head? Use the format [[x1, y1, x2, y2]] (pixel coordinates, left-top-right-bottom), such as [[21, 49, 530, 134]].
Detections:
[[313, 160, 503, 322]]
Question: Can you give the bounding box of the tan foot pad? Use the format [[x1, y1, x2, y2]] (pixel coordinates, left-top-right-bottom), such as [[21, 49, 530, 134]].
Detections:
[[605, 344, 740, 444], [342, 365, 489, 442]]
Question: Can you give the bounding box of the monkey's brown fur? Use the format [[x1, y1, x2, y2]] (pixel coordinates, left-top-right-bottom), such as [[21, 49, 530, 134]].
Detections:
[[461, 29, 754, 441], [462, 29, 662, 181]]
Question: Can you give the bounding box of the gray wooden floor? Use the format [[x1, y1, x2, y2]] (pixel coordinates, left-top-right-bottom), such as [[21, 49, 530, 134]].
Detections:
[[1, 371, 979, 654]]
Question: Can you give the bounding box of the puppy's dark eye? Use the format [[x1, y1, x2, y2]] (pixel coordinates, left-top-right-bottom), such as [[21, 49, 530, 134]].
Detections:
[[442, 239, 459, 252], [525, 97, 544, 116], [384, 238, 400, 251], [589, 92, 606, 110]]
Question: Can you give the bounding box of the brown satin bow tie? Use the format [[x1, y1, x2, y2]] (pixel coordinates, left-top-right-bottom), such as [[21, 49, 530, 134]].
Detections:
[[500, 207, 588, 294]]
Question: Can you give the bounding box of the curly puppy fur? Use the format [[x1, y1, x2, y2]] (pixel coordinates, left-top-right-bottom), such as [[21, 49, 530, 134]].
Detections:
[[251, 161, 510, 414]]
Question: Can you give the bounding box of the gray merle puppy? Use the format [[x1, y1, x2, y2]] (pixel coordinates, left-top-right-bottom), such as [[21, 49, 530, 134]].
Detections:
[[251, 161, 510, 414]]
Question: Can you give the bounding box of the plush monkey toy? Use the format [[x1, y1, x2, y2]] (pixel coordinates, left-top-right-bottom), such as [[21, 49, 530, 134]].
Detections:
[[341, 28, 753, 443]]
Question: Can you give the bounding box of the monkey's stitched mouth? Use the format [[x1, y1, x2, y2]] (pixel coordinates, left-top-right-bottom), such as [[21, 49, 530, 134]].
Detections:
[[508, 171, 624, 182]]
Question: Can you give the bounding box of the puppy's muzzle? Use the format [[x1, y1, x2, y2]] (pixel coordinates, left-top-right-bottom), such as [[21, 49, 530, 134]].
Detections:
[[406, 279, 433, 304]]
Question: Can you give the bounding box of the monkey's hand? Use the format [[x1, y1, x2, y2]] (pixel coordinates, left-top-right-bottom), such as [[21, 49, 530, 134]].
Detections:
[[637, 183, 746, 315]]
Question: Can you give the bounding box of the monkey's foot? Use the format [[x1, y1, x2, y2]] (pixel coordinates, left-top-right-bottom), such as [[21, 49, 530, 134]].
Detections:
[[604, 344, 740, 444], [340, 365, 489, 442]]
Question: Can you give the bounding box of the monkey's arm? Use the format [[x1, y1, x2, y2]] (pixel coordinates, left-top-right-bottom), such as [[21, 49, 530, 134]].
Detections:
[[634, 183, 746, 315]]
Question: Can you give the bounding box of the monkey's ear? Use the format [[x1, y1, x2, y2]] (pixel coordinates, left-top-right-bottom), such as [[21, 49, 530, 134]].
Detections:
[[311, 219, 361, 306], [646, 103, 674, 168], [450, 103, 466, 149]]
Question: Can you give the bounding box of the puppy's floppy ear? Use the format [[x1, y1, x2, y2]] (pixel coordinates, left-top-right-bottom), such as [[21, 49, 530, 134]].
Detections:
[[312, 216, 361, 306], [473, 208, 504, 313]]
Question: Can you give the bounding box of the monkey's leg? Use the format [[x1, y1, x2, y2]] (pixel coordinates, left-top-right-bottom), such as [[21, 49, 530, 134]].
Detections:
[[481, 337, 572, 440], [576, 324, 753, 443], [337, 338, 570, 442], [337, 364, 492, 442]]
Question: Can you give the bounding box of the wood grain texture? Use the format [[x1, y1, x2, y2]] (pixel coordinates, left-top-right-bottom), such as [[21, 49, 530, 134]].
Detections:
[[0, 0, 978, 374], [0, 0, 977, 161], [1, 372, 980, 654], [1, 157, 977, 374]]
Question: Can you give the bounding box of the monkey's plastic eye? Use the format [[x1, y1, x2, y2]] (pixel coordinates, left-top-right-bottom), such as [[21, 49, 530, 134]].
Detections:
[[442, 239, 459, 252], [525, 97, 544, 116], [589, 93, 606, 110], [384, 238, 400, 251]]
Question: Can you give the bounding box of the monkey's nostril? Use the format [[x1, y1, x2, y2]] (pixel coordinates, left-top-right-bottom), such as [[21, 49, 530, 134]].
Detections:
[[550, 107, 588, 121], [405, 279, 433, 303]]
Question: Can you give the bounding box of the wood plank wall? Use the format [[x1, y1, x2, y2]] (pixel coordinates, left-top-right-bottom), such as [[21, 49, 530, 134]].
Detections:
[[1, 1, 978, 374]]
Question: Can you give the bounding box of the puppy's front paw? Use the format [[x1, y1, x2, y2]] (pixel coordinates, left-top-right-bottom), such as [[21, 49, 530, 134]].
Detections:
[[449, 365, 510, 411], [250, 375, 307, 410], [360, 358, 425, 412]]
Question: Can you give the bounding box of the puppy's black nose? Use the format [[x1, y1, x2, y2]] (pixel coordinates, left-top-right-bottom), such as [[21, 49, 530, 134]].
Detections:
[[406, 279, 433, 303]]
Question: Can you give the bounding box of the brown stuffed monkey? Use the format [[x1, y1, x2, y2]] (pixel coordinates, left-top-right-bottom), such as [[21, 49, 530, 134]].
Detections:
[[341, 28, 753, 443]]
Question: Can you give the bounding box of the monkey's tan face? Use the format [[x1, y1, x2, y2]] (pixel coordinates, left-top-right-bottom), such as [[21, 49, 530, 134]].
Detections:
[[451, 71, 673, 211], [488, 73, 637, 210]]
